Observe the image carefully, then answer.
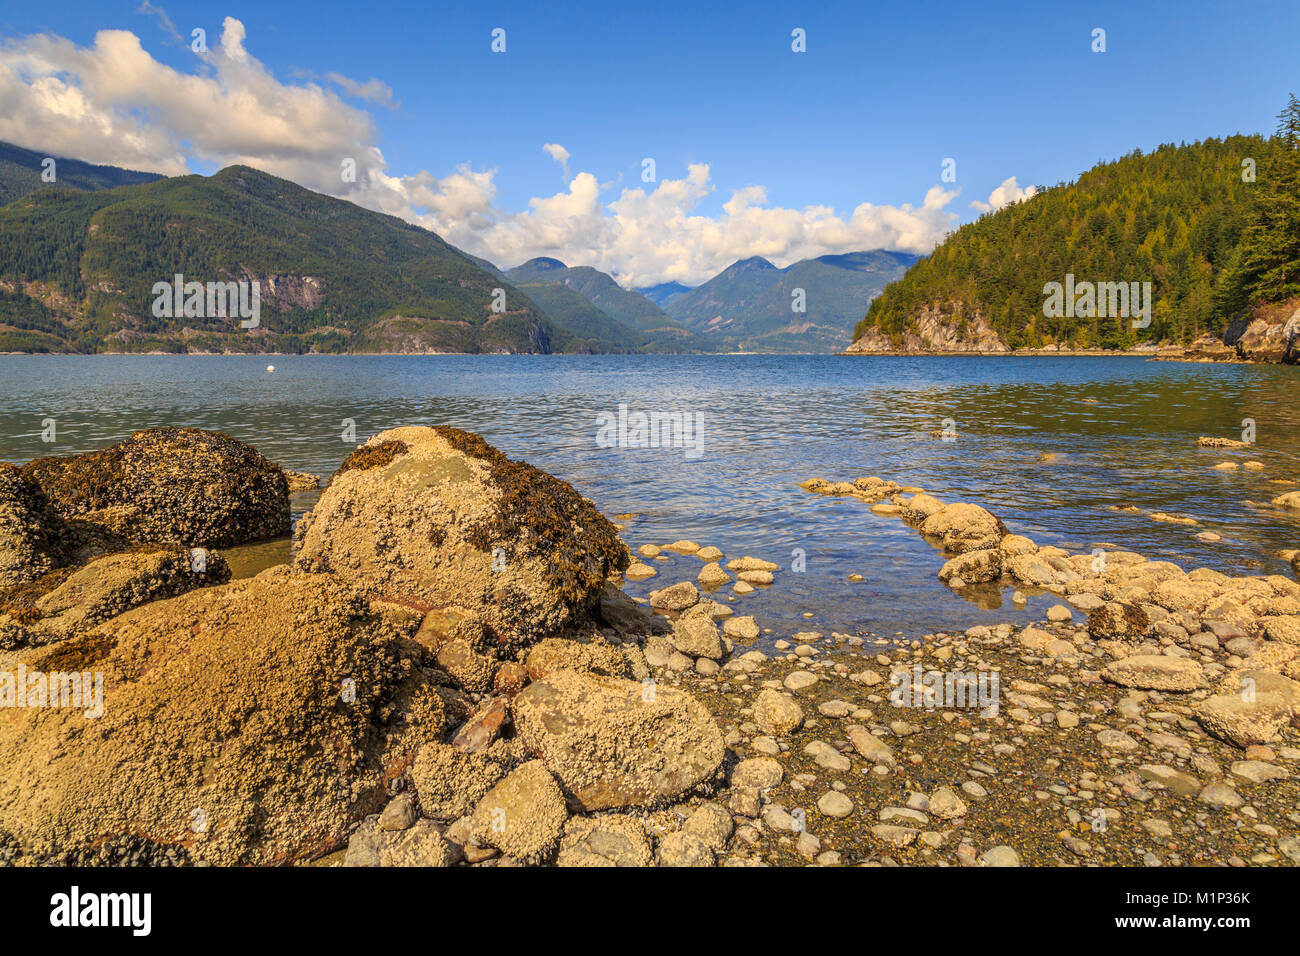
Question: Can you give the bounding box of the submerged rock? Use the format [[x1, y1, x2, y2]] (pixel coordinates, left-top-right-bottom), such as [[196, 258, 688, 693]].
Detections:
[[294, 426, 627, 651]]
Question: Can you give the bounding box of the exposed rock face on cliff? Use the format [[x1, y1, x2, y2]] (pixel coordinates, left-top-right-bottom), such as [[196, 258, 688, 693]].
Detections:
[[845, 302, 1009, 354], [849, 296, 1299, 364], [20, 427, 290, 548], [294, 426, 628, 652], [1224, 301, 1300, 364]]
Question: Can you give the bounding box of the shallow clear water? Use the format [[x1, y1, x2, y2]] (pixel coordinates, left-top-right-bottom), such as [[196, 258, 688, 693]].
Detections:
[[1, 354, 1297, 642]]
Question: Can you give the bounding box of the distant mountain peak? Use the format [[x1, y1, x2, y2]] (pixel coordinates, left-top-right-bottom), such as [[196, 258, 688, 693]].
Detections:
[[728, 256, 779, 272], [519, 256, 568, 271]]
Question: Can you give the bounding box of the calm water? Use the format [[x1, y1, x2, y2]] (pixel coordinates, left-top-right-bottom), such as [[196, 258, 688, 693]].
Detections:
[[1, 354, 1297, 643]]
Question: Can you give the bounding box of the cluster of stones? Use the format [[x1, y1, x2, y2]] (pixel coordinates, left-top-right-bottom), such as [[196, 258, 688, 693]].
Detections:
[[625, 538, 781, 598], [1, 426, 733, 868], [638, 603, 1300, 866], [799, 476, 1300, 759]]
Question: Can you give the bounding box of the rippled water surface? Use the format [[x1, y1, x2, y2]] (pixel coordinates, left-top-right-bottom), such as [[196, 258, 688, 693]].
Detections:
[[1, 354, 1297, 642]]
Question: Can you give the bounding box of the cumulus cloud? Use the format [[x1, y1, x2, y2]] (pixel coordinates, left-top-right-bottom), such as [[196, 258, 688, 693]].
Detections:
[[0, 18, 1001, 285], [970, 175, 1038, 213], [0, 18, 380, 180]]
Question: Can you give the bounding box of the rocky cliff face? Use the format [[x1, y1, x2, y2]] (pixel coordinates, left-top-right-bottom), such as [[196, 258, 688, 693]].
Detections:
[[1224, 299, 1300, 363], [849, 297, 1299, 363], [845, 301, 1009, 354]]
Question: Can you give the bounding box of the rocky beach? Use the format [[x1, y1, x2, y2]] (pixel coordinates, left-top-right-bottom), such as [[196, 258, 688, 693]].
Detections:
[[2, 424, 1298, 868]]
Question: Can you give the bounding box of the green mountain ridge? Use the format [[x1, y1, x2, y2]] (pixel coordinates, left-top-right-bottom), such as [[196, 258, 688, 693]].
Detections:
[[0, 162, 614, 354], [0, 142, 164, 206], [853, 98, 1300, 354], [504, 258, 714, 351]]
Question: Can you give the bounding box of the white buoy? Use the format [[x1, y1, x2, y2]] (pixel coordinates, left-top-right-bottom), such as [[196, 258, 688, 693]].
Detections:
[[266, 364, 276, 373]]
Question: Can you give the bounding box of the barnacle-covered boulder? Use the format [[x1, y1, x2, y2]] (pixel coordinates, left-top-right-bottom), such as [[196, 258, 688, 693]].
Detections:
[[294, 426, 627, 651], [20, 427, 289, 548]]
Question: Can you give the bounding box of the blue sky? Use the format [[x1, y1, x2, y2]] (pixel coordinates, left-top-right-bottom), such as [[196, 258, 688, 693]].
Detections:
[[1, 0, 1295, 282]]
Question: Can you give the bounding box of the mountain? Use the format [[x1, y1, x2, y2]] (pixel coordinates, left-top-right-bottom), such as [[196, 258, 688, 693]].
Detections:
[[504, 258, 712, 351], [0, 164, 614, 354], [636, 281, 691, 307], [0, 141, 163, 206], [508, 279, 650, 352], [851, 101, 1300, 358], [664, 251, 916, 351]]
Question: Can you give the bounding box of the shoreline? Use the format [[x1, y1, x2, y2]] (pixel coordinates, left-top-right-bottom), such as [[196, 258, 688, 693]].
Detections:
[[2, 429, 1298, 868]]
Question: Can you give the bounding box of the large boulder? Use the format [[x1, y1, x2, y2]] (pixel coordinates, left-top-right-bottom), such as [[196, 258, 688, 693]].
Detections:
[[0, 463, 66, 589], [0, 567, 444, 866], [512, 669, 724, 811], [20, 428, 289, 548], [919, 503, 1007, 553], [295, 427, 626, 650]]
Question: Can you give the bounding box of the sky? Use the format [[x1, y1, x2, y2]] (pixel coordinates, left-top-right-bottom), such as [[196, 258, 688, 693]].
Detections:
[[0, 0, 1295, 286]]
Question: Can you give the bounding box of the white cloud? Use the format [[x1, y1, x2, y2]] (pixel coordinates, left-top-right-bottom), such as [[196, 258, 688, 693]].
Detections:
[[970, 175, 1038, 213], [0, 18, 991, 286], [324, 72, 397, 108], [541, 142, 570, 180]]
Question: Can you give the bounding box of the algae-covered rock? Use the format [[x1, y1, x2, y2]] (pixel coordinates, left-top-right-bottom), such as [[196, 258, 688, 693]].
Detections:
[[295, 426, 626, 650]]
